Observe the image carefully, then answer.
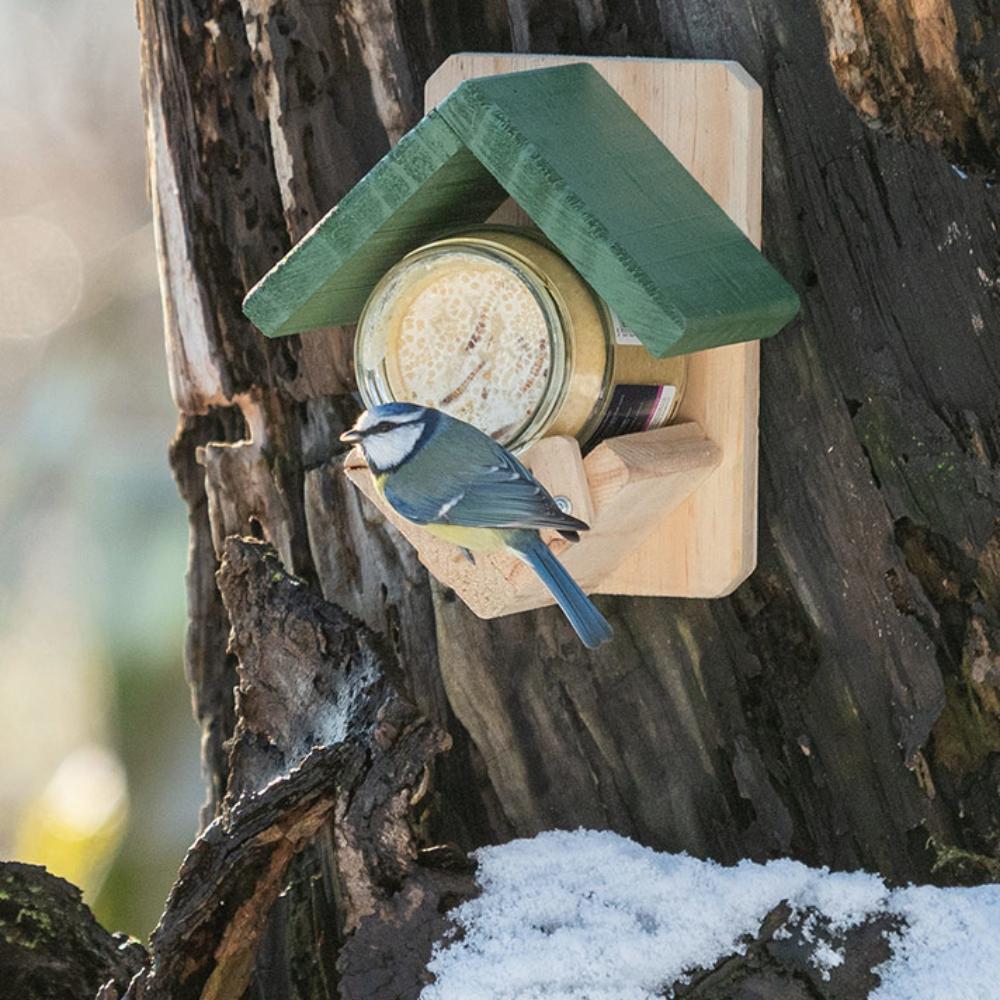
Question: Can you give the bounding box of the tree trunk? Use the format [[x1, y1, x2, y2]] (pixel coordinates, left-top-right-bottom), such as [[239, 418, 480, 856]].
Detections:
[[135, 0, 1000, 994]]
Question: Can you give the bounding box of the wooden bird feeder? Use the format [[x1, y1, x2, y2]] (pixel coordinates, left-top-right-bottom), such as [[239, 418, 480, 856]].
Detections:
[[243, 54, 799, 614]]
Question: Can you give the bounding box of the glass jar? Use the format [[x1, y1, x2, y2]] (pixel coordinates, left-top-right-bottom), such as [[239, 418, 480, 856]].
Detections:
[[354, 226, 687, 454]]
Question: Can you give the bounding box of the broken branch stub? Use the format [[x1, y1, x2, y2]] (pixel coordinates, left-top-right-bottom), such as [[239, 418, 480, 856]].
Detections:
[[123, 538, 474, 1000]]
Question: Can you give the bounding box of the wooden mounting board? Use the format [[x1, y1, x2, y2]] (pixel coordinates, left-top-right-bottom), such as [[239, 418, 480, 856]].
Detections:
[[347, 54, 764, 611], [427, 54, 762, 601], [346, 424, 722, 616]]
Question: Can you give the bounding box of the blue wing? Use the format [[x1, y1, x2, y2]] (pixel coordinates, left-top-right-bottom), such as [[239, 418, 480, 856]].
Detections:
[[382, 418, 587, 534]]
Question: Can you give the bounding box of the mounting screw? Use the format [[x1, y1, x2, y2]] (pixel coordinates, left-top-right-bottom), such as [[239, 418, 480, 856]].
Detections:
[[554, 495, 572, 515]]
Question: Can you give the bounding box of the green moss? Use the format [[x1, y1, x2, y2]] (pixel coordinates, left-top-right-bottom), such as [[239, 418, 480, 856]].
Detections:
[[24, 904, 53, 933], [933, 674, 1000, 775], [2, 907, 41, 949], [928, 836, 1000, 886], [855, 397, 996, 550]]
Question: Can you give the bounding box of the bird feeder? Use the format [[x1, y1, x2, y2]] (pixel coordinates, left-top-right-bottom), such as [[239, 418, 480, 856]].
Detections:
[[242, 54, 799, 615]]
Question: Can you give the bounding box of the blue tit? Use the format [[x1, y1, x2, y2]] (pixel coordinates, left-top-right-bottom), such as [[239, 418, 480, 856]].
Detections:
[[341, 402, 613, 649]]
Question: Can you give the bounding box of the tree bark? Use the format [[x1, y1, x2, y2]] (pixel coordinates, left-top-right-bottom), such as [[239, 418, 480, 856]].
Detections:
[[0, 863, 146, 999], [134, 0, 1000, 994], [122, 538, 472, 1000]]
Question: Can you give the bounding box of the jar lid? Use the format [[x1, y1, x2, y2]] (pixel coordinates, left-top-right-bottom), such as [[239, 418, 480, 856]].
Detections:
[[243, 63, 798, 358]]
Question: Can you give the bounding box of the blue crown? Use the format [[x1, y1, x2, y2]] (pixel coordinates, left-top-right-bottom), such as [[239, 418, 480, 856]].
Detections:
[[369, 401, 427, 418]]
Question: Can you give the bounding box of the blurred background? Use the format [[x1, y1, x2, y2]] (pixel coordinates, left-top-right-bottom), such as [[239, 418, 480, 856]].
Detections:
[[0, 0, 202, 938]]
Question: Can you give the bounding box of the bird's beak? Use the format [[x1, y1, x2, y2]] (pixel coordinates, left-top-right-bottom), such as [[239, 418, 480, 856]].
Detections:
[[340, 428, 363, 444]]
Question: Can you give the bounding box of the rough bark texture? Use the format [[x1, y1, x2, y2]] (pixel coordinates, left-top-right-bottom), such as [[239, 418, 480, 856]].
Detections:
[[135, 0, 1000, 994], [672, 901, 902, 1000], [124, 538, 472, 1000], [0, 862, 146, 1000]]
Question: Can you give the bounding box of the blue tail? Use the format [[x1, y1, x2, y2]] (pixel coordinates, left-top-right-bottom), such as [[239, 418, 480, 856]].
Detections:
[[515, 536, 613, 649]]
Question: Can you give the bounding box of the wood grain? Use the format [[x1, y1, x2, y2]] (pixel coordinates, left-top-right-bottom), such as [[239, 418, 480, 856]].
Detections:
[[522, 434, 595, 527]]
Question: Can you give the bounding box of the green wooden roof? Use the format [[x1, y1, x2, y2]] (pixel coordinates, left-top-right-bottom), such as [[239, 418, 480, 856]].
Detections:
[[242, 63, 798, 358]]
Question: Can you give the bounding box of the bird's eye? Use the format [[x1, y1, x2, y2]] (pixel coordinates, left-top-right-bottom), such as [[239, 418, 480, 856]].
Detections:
[[369, 419, 420, 434]]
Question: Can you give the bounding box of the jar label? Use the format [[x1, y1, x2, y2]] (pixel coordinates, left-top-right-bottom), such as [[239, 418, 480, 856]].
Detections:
[[609, 309, 644, 347], [582, 384, 677, 453]]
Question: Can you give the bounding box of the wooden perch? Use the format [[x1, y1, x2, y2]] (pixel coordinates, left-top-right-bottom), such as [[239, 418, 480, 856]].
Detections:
[[345, 422, 722, 617]]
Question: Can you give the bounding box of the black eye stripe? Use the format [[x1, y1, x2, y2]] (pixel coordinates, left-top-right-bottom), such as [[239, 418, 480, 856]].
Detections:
[[368, 419, 419, 434]]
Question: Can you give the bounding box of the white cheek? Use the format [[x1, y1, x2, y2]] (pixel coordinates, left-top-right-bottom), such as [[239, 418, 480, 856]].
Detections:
[[363, 424, 423, 469]]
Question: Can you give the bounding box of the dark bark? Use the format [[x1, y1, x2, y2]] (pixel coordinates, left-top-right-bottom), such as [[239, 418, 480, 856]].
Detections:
[[134, 0, 1000, 994], [0, 862, 146, 1000], [673, 902, 901, 1000], [122, 538, 472, 1000]]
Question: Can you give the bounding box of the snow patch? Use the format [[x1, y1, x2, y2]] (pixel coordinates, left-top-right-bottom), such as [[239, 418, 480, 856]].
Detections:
[[874, 882, 1000, 1000], [422, 829, 1000, 1000]]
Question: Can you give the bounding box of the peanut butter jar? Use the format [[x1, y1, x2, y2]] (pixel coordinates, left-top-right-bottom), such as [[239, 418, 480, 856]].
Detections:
[[354, 226, 687, 454]]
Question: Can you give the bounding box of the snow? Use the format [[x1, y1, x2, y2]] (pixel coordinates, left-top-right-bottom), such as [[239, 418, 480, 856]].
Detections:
[[875, 882, 1000, 1000], [421, 829, 1000, 1000]]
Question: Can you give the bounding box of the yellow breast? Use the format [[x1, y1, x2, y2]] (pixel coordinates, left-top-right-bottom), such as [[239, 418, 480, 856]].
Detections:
[[372, 473, 509, 553], [424, 522, 509, 552]]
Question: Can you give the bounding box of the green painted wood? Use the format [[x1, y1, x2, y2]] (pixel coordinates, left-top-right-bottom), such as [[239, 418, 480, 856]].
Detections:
[[243, 62, 798, 355], [437, 63, 799, 357], [242, 111, 507, 337]]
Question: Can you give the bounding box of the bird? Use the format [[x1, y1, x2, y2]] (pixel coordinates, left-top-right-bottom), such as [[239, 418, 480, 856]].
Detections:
[[340, 402, 613, 648]]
